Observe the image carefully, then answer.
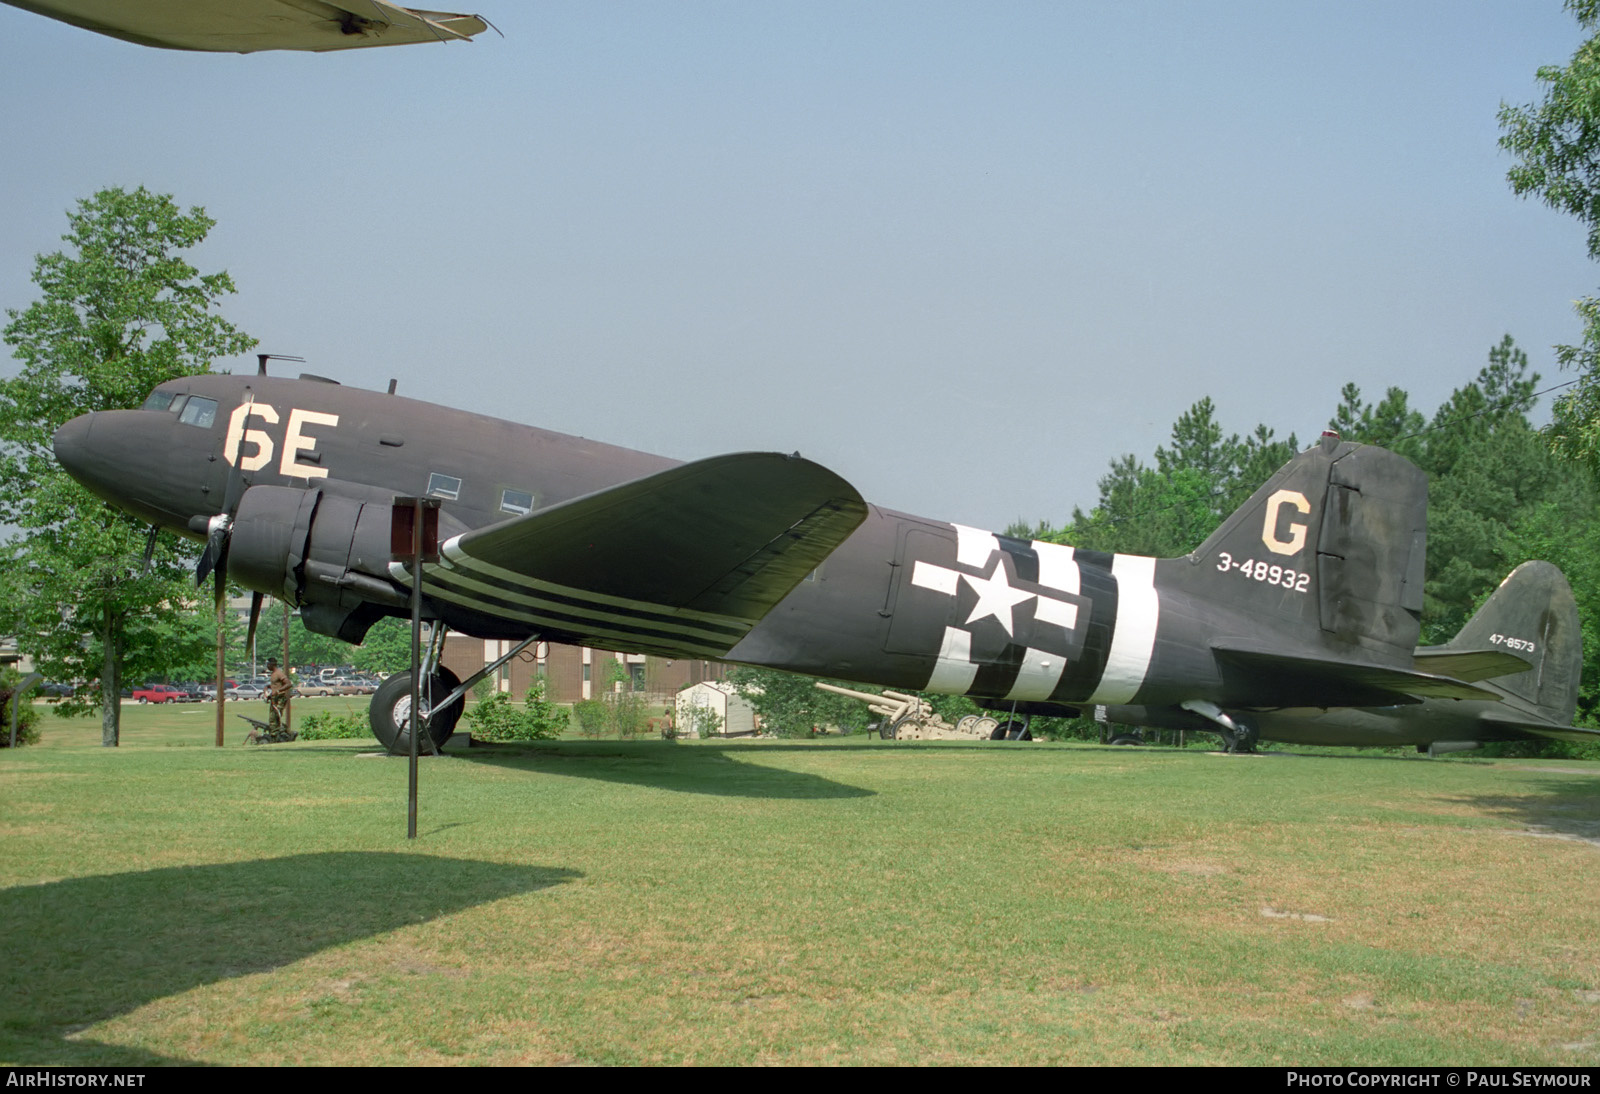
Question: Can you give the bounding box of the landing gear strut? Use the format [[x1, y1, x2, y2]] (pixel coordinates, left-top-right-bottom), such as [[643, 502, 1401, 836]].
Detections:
[[1179, 699, 1258, 753]]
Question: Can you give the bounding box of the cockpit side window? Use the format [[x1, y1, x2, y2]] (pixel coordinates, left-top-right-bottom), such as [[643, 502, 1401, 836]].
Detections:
[[177, 397, 217, 429], [141, 391, 175, 412]]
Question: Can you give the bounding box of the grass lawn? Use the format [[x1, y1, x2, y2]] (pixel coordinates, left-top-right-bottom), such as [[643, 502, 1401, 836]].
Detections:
[[3, 698, 1598, 1065]]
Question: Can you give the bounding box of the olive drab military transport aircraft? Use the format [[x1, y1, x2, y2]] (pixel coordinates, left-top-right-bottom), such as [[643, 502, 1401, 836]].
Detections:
[[51, 371, 1597, 754]]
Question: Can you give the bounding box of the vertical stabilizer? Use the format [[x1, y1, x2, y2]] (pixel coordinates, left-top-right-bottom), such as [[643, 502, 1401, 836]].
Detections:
[[1442, 561, 1583, 723], [1184, 435, 1428, 660]]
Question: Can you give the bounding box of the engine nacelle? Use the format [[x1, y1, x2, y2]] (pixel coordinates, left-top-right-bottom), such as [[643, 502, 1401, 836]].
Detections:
[[228, 483, 413, 642]]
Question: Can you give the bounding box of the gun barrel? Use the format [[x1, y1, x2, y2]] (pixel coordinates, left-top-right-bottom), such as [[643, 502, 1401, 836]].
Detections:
[[814, 682, 887, 704]]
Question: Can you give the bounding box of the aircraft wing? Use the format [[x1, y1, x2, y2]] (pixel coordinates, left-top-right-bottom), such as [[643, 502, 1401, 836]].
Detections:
[[4, 0, 487, 52], [391, 452, 867, 658], [1212, 643, 1501, 707], [1412, 647, 1534, 682]]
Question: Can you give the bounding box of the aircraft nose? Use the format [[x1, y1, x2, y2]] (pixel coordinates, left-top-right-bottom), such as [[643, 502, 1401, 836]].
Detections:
[[51, 408, 213, 532], [52, 413, 96, 483]]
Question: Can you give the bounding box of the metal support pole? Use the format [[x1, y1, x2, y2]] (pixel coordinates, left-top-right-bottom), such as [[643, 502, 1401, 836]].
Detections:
[[282, 600, 292, 737], [408, 498, 422, 840]]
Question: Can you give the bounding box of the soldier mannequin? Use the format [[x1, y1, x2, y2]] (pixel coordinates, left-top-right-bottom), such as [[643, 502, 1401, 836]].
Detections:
[[266, 657, 292, 733]]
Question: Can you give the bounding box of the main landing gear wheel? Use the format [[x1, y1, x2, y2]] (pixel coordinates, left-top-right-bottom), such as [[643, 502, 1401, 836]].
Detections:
[[989, 719, 1032, 741], [369, 667, 463, 755]]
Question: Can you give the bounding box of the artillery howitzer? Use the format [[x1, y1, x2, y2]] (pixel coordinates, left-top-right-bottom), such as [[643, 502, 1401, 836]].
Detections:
[[237, 713, 297, 745], [814, 682, 1011, 740]]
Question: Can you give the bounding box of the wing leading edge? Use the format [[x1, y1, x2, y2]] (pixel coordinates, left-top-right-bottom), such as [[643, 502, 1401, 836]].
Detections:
[[388, 452, 867, 658]]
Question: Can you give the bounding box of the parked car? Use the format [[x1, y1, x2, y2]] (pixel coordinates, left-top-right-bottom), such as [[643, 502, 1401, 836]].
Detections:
[[132, 684, 196, 704], [225, 683, 265, 701]]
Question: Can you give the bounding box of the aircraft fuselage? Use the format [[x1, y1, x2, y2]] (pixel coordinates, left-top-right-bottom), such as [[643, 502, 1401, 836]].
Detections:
[[54, 371, 1581, 752]]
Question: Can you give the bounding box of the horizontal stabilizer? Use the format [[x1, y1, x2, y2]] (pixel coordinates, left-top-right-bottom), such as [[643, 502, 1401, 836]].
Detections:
[[1212, 642, 1500, 707], [394, 452, 867, 658], [1411, 647, 1533, 683], [1478, 717, 1600, 745]]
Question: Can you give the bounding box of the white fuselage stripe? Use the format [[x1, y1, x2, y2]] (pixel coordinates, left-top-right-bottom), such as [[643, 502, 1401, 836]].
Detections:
[[926, 626, 980, 694], [1088, 554, 1160, 704], [953, 524, 999, 569], [1032, 540, 1080, 596], [1004, 646, 1065, 701]]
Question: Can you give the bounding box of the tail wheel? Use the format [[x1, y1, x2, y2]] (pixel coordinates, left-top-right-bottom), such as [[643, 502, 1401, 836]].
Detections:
[[369, 667, 463, 755], [1233, 721, 1259, 753], [990, 719, 1032, 741]]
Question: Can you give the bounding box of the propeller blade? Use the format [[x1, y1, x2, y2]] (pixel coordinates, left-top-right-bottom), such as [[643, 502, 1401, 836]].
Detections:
[[218, 393, 254, 517], [214, 535, 229, 601], [244, 592, 263, 660], [194, 516, 229, 587], [194, 392, 259, 588], [140, 525, 159, 576]]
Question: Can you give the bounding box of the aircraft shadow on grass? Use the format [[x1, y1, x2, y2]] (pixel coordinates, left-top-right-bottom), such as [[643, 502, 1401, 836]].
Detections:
[[1446, 776, 1600, 848], [457, 740, 875, 800], [3, 852, 577, 1066]]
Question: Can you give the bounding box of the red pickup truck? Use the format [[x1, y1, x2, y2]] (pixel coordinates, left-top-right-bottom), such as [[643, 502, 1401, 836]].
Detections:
[[131, 684, 196, 704]]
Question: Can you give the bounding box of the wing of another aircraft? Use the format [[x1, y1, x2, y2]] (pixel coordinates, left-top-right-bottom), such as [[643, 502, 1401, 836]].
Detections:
[[3, 0, 487, 52], [390, 452, 868, 658]]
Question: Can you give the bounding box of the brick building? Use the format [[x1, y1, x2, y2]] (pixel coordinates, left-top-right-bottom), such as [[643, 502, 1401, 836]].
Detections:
[[440, 635, 727, 703]]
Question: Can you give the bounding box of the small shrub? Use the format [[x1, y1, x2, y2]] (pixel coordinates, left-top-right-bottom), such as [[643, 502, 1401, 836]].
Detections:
[[572, 699, 608, 738], [678, 702, 723, 740], [608, 690, 649, 740], [296, 710, 373, 741], [465, 682, 566, 742]]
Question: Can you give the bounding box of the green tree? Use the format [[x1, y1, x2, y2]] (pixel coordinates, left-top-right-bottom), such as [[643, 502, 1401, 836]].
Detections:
[[1058, 400, 1295, 557], [1326, 383, 1426, 462], [286, 613, 417, 674], [1499, 1, 1600, 476], [0, 187, 255, 744], [727, 665, 878, 737]]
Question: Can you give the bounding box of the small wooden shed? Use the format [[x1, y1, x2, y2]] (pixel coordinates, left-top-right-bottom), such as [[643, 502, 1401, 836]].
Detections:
[[675, 681, 757, 738]]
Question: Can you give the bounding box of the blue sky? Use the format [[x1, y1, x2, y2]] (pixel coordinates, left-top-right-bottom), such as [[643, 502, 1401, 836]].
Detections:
[[2, 2, 1596, 531]]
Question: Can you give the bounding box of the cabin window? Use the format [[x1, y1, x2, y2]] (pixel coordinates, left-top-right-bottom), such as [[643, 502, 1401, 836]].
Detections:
[[177, 397, 217, 428], [141, 391, 174, 412], [499, 488, 534, 516], [427, 472, 462, 500]]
